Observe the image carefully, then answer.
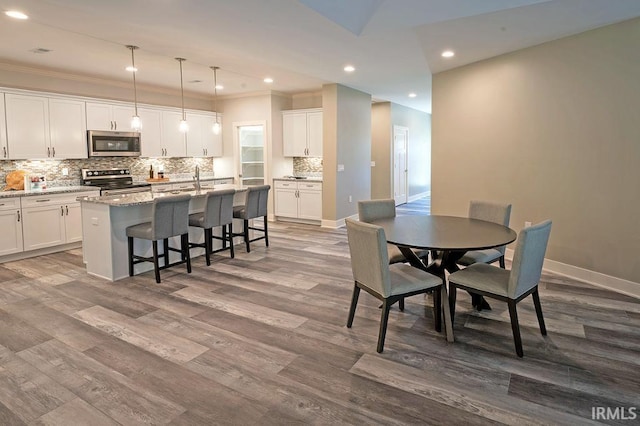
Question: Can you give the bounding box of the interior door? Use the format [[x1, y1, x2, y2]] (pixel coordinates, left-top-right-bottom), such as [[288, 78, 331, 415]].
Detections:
[[234, 123, 265, 186], [393, 126, 408, 206]]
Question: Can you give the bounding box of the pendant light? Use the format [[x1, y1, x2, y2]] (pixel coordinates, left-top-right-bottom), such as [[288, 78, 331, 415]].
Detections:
[[211, 66, 221, 135], [127, 45, 142, 131], [176, 57, 189, 133]]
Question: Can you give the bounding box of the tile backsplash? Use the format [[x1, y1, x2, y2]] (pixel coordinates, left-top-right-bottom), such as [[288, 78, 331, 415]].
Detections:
[[293, 157, 323, 177], [0, 158, 214, 187]]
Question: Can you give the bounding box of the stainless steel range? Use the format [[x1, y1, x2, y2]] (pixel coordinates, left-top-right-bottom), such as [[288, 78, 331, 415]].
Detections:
[[81, 168, 151, 196]]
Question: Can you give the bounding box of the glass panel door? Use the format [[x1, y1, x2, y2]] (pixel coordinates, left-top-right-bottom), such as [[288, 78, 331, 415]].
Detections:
[[238, 125, 264, 185]]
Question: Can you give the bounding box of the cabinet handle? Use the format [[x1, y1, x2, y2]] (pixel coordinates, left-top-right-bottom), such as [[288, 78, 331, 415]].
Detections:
[[52, 147, 56, 157], [114, 121, 117, 130], [66, 205, 69, 215], [61, 206, 64, 216], [110, 121, 113, 130], [2, 147, 6, 158], [17, 210, 20, 222], [47, 147, 51, 157], [36, 199, 51, 203]]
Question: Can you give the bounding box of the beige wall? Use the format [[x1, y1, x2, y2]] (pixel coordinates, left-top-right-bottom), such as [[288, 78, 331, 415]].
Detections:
[[322, 84, 372, 222], [432, 18, 640, 284], [371, 103, 392, 199]]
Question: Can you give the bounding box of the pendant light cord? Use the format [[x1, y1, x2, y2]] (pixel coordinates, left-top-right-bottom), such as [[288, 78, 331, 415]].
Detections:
[[211, 66, 219, 123], [177, 58, 186, 121], [128, 45, 139, 116]]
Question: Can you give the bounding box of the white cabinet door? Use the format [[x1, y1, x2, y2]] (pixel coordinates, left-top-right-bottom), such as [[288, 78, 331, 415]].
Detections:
[[5, 94, 50, 159], [161, 111, 187, 157], [139, 108, 163, 157], [283, 112, 307, 157], [298, 188, 322, 220], [0, 93, 8, 160], [275, 188, 299, 217], [86, 102, 114, 131], [49, 98, 87, 159], [186, 113, 211, 157], [112, 105, 136, 131], [307, 111, 323, 157], [64, 202, 83, 243], [0, 199, 23, 256], [22, 204, 66, 251]]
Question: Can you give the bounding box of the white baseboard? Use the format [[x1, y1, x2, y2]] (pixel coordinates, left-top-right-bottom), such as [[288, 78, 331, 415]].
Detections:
[[505, 248, 640, 299], [0, 242, 82, 264], [321, 213, 358, 229], [408, 191, 431, 203]]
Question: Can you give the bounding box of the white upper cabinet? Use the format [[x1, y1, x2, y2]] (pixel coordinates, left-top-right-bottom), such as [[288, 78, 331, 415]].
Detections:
[[5, 93, 50, 159], [187, 112, 222, 157], [86, 102, 135, 131], [282, 108, 322, 157], [160, 110, 187, 157], [0, 93, 7, 160], [138, 107, 163, 157], [6, 94, 88, 160], [49, 98, 88, 159]]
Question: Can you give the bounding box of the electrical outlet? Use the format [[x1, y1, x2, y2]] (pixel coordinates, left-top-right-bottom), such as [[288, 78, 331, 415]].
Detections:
[[370, 161, 376, 167], [337, 164, 345, 172], [524, 221, 532, 228], [62, 168, 69, 176], [348, 195, 352, 203]]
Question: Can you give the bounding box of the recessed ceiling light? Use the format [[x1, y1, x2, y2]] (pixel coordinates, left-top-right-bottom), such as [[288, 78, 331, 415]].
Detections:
[[5, 10, 28, 20], [264, 77, 273, 84], [125, 66, 138, 72], [344, 65, 355, 73], [408, 93, 417, 98], [441, 50, 455, 58]]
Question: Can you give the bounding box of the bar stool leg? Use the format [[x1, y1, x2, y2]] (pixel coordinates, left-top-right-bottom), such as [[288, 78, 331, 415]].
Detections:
[[163, 239, 170, 267], [228, 223, 235, 258], [182, 233, 192, 273], [204, 228, 212, 266], [152, 240, 161, 283], [128, 237, 134, 277], [264, 216, 269, 247], [243, 219, 250, 252]]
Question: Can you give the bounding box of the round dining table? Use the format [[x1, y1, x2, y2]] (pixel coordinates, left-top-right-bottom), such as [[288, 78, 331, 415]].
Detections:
[[369, 215, 517, 318]]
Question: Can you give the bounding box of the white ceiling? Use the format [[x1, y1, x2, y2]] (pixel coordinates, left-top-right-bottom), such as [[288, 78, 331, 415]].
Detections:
[[0, 0, 639, 113]]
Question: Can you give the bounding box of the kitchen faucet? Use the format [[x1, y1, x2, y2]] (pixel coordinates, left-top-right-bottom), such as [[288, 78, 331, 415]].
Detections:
[[193, 165, 201, 190]]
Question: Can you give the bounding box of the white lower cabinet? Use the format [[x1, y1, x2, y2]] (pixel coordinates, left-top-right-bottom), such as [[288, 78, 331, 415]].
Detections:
[[274, 180, 322, 222], [0, 198, 23, 256], [20, 192, 96, 251]]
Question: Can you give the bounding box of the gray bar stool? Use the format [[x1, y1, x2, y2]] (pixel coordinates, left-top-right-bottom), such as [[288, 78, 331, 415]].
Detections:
[[188, 188, 236, 265], [232, 185, 270, 253], [126, 194, 192, 283]]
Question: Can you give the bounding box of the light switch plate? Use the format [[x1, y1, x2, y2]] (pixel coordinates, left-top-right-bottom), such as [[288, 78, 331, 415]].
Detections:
[[337, 164, 344, 172]]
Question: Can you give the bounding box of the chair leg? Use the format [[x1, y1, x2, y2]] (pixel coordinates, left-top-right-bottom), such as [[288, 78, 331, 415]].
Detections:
[[398, 298, 404, 311], [532, 288, 547, 335], [243, 220, 250, 253], [499, 255, 506, 269], [449, 283, 457, 325], [128, 237, 134, 277], [264, 216, 269, 247], [152, 240, 161, 283], [163, 238, 170, 267], [228, 223, 235, 258], [346, 284, 360, 328], [433, 286, 442, 332], [182, 234, 192, 273], [377, 299, 392, 353], [221, 225, 227, 249], [204, 228, 212, 266], [507, 300, 523, 357]]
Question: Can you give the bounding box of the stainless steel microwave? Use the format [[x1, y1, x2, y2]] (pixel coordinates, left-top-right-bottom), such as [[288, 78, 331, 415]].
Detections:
[[87, 130, 141, 157]]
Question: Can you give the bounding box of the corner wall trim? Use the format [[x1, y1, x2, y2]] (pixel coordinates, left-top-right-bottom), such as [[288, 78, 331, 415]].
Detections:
[[505, 248, 640, 299], [321, 214, 358, 229]]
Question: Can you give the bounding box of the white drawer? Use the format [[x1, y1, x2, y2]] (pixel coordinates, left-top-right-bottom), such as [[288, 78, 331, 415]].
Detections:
[[21, 192, 85, 207], [0, 197, 21, 210], [274, 180, 297, 189], [298, 182, 322, 191]]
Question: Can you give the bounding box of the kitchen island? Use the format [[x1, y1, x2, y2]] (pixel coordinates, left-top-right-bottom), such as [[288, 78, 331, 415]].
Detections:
[[80, 184, 247, 281]]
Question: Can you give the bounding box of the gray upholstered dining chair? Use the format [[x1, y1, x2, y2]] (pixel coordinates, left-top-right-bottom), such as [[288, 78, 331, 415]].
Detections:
[[448, 220, 552, 357], [188, 188, 236, 265], [358, 199, 429, 264], [345, 218, 445, 353], [126, 194, 192, 283], [458, 200, 512, 269], [232, 185, 270, 253]]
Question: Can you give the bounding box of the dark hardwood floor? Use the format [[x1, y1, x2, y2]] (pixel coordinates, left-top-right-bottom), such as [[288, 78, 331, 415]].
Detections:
[[0, 198, 637, 425]]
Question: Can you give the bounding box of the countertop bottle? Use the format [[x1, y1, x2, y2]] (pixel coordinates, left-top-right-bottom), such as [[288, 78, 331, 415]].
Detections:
[[149, 165, 154, 179]]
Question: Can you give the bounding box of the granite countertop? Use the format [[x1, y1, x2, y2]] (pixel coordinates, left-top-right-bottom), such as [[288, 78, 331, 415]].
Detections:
[[0, 186, 101, 199], [274, 176, 323, 182], [80, 184, 244, 207]]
